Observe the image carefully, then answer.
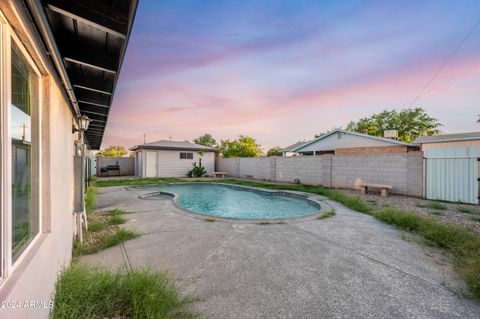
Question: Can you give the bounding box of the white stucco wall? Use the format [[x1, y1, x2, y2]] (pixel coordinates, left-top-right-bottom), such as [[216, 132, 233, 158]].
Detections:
[[141, 150, 215, 177], [0, 5, 75, 317], [1, 78, 75, 319], [297, 131, 401, 152]]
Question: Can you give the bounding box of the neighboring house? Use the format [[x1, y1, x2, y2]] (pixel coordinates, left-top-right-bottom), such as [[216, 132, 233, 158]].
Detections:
[[0, 1, 137, 318], [293, 129, 419, 155], [413, 132, 480, 151], [131, 140, 217, 178], [281, 141, 308, 156]]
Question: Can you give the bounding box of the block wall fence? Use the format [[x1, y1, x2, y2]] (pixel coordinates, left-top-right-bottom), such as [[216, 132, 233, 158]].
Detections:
[[216, 152, 424, 197]]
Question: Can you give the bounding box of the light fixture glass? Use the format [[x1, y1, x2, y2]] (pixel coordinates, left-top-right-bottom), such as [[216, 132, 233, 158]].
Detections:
[[78, 114, 91, 131]]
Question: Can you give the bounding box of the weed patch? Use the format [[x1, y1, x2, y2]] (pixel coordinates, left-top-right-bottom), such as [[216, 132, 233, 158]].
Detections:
[[458, 207, 480, 215], [51, 265, 199, 319], [317, 208, 336, 220], [74, 209, 139, 256], [373, 208, 480, 299]]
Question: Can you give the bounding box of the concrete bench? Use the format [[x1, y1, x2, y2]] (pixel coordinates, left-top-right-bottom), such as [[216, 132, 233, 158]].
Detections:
[[213, 172, 227, 178], [359, 183, 392, 197]]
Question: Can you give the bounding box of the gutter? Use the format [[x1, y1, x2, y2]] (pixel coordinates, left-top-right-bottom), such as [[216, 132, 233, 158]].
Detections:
[[25, 0, 81, 119]]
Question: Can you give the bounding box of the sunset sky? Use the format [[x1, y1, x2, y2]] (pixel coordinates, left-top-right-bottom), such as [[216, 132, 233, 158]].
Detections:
[[103, 0, 480, 151]]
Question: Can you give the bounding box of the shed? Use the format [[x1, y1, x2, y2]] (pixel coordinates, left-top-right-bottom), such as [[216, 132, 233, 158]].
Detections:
[[293, 129, 418, 155], [413, 132, 480, 151], [130, 140, 217, 178]]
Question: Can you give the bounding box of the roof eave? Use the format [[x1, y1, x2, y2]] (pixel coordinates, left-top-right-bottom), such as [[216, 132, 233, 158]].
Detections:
[[414, 137, 480, 144], [132, 146, 218, 152]]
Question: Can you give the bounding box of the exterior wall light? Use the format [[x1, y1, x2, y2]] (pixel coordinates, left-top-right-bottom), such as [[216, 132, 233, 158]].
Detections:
[[72, 114, 91, 133]]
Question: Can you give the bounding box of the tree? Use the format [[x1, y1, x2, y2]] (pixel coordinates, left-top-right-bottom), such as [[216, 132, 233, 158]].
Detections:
[[219, 136, 262, 158], [97, 145, 127, 157], [266, 146, 283, 156], [345, 107, 442, 142], [193, 133, 217, 147]]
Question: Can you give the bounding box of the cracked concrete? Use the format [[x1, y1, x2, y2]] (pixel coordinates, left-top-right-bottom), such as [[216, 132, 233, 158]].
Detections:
[[78, 185, 480, 319]]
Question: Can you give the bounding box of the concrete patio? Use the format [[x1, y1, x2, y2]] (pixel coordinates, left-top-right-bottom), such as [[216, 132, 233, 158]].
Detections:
[[78, 186, 480, 319]]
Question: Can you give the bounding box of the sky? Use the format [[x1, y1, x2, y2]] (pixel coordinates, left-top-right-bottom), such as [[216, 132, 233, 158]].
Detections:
[[102, 0, 480, 151]]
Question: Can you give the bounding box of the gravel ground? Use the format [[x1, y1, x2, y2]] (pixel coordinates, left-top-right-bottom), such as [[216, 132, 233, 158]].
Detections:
[[343, 189, 480, 234]]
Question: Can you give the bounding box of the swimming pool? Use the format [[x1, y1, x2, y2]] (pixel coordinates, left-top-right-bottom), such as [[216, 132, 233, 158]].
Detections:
[[148, 183, 320, 219]]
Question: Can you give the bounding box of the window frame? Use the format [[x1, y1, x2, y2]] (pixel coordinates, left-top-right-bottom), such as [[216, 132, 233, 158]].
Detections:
[[0, 13, 43, 284], [179, 152, 193, 160]]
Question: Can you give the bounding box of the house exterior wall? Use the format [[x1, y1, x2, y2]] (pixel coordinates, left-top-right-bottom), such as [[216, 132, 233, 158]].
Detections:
[[297, 132, 404, 153], [140, 150, 215, 177], [1, 79, 75, 318], [216, 152, 424, 197], [0, 5, 75, 318]]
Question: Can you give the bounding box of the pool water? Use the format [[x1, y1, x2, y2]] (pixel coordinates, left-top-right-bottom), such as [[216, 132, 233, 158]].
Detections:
[[152, 183, 320, 219]]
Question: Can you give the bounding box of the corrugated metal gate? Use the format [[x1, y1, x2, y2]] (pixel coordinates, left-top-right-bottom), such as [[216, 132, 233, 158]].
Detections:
[[425, 147, 479, 204]]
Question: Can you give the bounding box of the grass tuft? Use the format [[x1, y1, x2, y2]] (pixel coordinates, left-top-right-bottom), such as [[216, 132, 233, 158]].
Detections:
[[85, 185, 98, 212], [417, 201, 447, 211], [256, 221, 287, 225], [75, 209, 138, 256], [51, 265, 199, 319], [458, 207, 480, 215], [471, 215, 480, 223], [96, 177, 181, 188], [109, 209, 127, 225], [317, 208, 336, 220], [74, 229, 139, 256]]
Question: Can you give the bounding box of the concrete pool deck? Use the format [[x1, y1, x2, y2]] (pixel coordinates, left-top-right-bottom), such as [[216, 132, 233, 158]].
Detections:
[[78, 185, 480, 318]]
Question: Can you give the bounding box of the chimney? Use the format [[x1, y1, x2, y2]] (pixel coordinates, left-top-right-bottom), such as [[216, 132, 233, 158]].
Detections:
[[384, 130, 398, 140]]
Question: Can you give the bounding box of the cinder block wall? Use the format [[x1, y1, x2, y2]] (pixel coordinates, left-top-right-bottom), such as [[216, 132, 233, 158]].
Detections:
[[332, 153, 408, 193], [276, 156, 332, 186], [216, 158, 240, 176], [239, 157, 276, 180], [216, 152, 424, 197]]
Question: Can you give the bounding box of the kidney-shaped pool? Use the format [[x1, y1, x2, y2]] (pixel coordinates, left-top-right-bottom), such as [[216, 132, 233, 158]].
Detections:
[[145, 183, 320, 219]]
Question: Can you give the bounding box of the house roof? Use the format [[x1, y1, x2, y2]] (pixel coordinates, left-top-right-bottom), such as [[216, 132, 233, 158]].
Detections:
[[27, 0, 138, 149], [281, 141, 308, 152], [413, 132, 480, 144], [294, 129, 416, 152], [130, 140, 218, 152]]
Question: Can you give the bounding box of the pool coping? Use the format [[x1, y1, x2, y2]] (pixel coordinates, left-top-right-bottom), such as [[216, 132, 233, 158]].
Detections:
[[135, 182, 334, 224]]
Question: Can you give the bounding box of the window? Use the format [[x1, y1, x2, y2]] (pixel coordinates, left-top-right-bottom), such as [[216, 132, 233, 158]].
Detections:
[[179, 152, 193, 159], [0, 14, 41, 280], [10, 41, 40, 261]]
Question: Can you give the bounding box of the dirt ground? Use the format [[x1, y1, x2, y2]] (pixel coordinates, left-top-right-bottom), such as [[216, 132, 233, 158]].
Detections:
[[344, 189, 480, 234]]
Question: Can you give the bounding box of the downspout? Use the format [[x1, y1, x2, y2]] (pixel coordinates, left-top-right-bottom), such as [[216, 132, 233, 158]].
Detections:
[[25, 0, 81, 119]]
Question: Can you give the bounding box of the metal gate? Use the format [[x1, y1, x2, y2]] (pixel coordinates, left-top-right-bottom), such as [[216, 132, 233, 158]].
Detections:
[[425, 147, 479, 204]]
